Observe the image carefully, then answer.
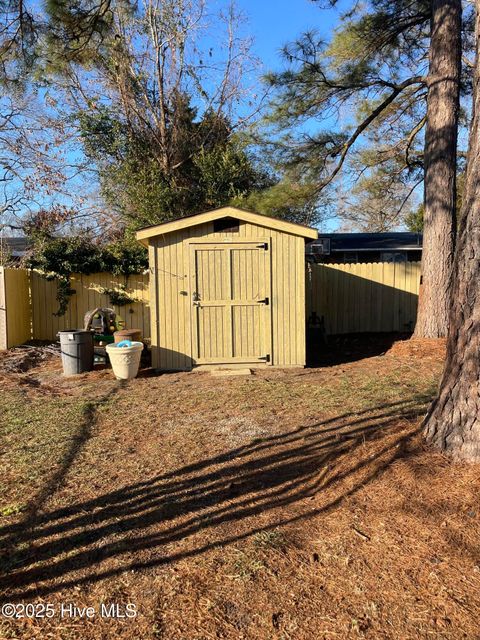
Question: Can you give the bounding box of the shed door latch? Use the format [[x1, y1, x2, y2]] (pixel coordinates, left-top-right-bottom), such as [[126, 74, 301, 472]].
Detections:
[[258, 297, 269, 305]]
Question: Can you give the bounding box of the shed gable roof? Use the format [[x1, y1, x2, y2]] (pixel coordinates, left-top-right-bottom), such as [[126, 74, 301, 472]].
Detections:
[[136, 207, 318, 246]]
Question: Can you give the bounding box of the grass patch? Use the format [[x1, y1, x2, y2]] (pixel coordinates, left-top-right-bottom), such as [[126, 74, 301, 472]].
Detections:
[[0, 504, 26, 518], [252, 528, 289, 551], [0, 390, 116, 518], [227, 548, 268, 581]]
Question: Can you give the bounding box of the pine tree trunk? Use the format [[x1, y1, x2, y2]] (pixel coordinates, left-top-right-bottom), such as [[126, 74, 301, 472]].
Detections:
[[413, 0, 461, 338], [424, 0, 480, 460]]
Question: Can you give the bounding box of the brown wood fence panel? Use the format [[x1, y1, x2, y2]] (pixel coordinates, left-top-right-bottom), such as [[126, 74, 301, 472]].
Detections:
[[306, 262, 421, 334]]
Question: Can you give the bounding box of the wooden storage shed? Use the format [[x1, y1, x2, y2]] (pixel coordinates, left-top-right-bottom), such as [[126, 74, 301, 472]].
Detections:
[[137, 207, 318, 371]]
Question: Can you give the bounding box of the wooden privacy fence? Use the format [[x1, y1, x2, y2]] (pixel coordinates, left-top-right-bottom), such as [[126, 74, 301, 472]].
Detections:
[[306, 261, 421, 334], [0, 269, 150, 347], [31, 272, 150, 341], [1, 262, 421, 349]]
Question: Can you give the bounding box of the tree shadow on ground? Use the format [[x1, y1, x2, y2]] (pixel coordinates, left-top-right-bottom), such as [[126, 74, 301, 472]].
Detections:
[[0, 393, 431, 601], [5, 382, 125, 548]]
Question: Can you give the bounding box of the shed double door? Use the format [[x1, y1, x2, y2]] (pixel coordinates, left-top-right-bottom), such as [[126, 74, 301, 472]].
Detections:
[[190, 240, 272, 365]]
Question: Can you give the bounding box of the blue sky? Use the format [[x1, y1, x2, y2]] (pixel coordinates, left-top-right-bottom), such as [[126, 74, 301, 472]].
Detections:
[[230, 0, 344, 230], [236, 0, 337, 75], [233, 0, 377, 231]]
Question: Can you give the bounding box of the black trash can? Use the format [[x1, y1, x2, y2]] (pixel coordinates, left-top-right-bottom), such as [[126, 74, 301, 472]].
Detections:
[[58, 330, 94, 375]]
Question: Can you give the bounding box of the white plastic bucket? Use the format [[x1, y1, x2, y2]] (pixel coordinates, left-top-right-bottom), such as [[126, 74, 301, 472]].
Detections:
[[106, 341, 143, 380]]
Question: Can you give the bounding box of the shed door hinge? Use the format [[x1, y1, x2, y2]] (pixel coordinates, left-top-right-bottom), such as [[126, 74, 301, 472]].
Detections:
[[258, 297, 269, 306], [257, 242, 269, 250], [259, 354, 270, 362]]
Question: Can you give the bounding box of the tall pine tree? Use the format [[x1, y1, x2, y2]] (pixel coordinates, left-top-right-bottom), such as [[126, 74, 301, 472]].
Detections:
[[262, 0, 465, 336], [423, 0, 480, 460], [414, 0, 461, 338]]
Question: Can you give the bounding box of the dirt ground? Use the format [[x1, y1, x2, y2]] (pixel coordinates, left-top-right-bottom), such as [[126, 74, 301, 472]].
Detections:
[[1, 337, 479, 640]]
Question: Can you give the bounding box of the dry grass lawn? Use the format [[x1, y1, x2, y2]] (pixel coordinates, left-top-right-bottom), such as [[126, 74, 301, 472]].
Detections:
[[1, 338, 480, 639]]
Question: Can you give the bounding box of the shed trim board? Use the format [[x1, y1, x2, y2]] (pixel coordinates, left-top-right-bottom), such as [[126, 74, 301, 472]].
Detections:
[[140, 207, 317, 371], [136, 206, 318, 245]]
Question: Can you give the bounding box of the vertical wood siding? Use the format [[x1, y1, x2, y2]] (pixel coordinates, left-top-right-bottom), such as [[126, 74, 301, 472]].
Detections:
[[306, 262, 421, 334]]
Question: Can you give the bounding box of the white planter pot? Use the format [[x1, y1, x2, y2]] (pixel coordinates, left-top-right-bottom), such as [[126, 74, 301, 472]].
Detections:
[[106, 341, 143, 380]]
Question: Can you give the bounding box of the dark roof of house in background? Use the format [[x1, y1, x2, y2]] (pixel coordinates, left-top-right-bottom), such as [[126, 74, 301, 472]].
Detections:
[[2, 233, 423, 259], [0, 237, 30, 257], [306, 232, 423, 255]]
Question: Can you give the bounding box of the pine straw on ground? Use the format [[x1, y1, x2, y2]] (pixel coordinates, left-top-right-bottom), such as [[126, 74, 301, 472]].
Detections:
[[0, 339, 479, 640], [387, 337, 447, 360]]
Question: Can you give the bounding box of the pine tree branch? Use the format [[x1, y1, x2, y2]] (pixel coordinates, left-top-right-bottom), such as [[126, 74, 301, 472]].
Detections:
[[395, 177, 423, 216], [405, 115, 427, 168], [462, 54, 475, 68], [314, 75, 425, 192]]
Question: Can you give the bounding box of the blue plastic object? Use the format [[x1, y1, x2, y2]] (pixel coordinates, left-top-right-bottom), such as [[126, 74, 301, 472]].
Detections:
[[116, 339, 133, 348]]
